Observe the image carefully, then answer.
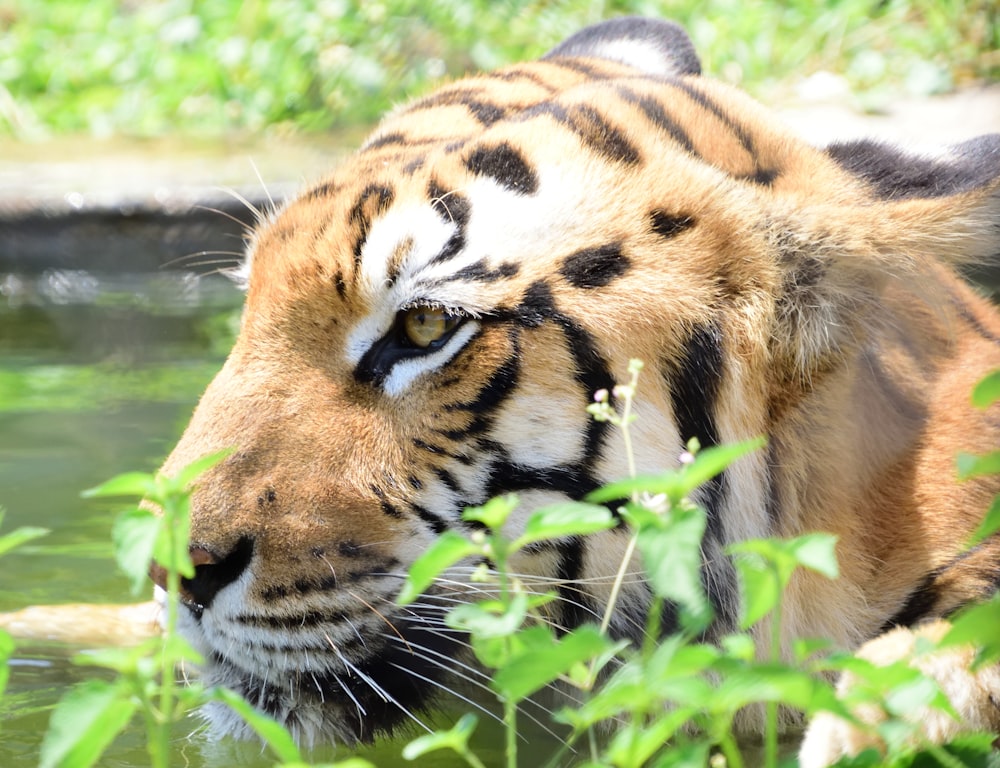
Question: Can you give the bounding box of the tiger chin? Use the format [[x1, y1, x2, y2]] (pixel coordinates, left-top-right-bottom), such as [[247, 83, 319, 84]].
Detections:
[[150, 17, 1000, 766]]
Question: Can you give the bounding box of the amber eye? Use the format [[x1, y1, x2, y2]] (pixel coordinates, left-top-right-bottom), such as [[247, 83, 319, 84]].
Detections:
[[401, 306, 462, 348]]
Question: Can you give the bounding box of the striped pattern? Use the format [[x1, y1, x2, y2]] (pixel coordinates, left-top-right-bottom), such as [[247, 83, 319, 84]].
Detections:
[[154, 18, 1000, 750]]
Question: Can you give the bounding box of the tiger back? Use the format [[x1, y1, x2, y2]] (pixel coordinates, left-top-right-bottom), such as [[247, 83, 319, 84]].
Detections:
[[152, 17, 1000, 763]]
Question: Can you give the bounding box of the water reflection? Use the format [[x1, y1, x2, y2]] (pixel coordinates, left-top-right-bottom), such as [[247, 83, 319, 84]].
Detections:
[[0, 269, 243, 767]]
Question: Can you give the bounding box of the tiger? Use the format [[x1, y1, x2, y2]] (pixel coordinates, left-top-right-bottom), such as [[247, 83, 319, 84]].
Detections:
[[147, 17, 1000, 766]]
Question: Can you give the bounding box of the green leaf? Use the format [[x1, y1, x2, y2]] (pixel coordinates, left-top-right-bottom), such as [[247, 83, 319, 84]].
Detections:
[[968, 494, 1000, 548], [730, 534, 840, 628], [942, 595, 1000, 666], [448, 592, 530, 640], [651, 740, 712, 768], [492, 624, 613, 703], [397, 531, 478, 605], [210, 686, 303, 763], [168, 448, 234, 491], [81, 471, 155, 499], [714, 664, 824, 711], [676, 438, 766, 498], [151, 496, 195, 580], [733, 555, 779, 629], [607, 718, 698, 767], [585, 472, 683, 504], [787, 533, 840, 580], [513, 502, 615, 549], [0, 629, 13, 699], [0, 524, 49, 558], [971, 370, 1000, 409], [957, 450, 1000, 480], [882, 674, 941, 718], [462, 494, 518, 531], [111, 508, 162, 594], [74, 642, 153, 675], [635, 505, 711, 628], [586, 438, 765, 505], [39, 679, 137, 768], [402, 712, 479, 761]]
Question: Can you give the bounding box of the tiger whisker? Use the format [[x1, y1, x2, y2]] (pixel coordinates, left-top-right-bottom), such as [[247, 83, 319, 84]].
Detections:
[[346, 589, 413, 653], [322, 661, 368, 720], [386, 660, 507, 730], [327, 639, 432, 734], [381, 632, 570, 735], [247, 158, 277, 214], [162, 249, 247, 269], [192, 202, 259, 234], [209, 186, 271, 227]]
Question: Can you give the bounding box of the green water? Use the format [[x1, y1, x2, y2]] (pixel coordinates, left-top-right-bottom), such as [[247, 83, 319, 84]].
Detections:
[[0, 272, 511, 767]]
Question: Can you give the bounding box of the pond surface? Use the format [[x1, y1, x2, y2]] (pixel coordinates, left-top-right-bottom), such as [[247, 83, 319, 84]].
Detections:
[[0, 270, 510, 767]]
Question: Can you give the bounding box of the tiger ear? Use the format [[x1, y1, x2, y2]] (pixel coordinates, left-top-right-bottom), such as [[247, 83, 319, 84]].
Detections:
[[827, 134, 1000, 265], [773, 134, 1000, 377], [543, 17, 701, 78]]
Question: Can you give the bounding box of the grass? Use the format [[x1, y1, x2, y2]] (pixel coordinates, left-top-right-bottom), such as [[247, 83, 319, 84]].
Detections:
[[0, 0, 996, 141]]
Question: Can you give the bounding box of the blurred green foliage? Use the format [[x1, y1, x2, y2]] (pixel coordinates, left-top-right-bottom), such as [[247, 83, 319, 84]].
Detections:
[[0, 0, 996, 139]]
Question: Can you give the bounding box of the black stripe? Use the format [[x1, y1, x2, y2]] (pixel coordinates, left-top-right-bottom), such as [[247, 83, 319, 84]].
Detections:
[[670, 80, 779, 186], [501, 280, 615, 473], [878, 542, 1000, 633], [465, 142, 539, 195], [947, 286, 1000, 346], [494, 66, 560, 91], [649, 210, 696, 240], [666, 323, 726, 562], [349, 184, 395, 265], [617, 84, 697, 155], [671, 80, 756, 157], [669, 323, 724, 448], [362, 131, 407, 151], [412, 438, 447, 455], [434, 468, 462, 496], [333, 270, 348, 301], [880, 572, 939, 632], [434, 350, 521, 444], [519, 102, 640, 165], [304, 179, 343, 201], [410, 89, 507, 126], [557, 313, 615, 473], [485, 462, 592, 499], [427, 180, 471, 266], [408, 503, 449, 535], [453, 258, 520, 282], [540, 56, 614, 79], [560, 243, 630, 289], [553, 535, 595, 634], [380, 501, 404, 519]]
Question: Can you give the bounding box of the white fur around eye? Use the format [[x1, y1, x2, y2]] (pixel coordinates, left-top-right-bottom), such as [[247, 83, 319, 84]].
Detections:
[[383, 319, 480, 397]]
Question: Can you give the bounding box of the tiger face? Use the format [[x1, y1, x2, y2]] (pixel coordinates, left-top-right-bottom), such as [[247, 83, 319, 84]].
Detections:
[[154, 17, 1000, 752]]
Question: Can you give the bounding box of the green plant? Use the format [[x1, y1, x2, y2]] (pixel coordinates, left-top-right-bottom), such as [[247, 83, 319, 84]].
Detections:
[[39, 451, 372, 768], [1, 1, 995, 140], [0, 509, 49, 719], [397, 360, 841, 768], [30, 362, 1000, 768], [395, 361, 1000, 768]]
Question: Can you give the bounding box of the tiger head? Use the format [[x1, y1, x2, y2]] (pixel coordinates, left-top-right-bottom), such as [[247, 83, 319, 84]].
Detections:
[[154, 18, 1000, 746]]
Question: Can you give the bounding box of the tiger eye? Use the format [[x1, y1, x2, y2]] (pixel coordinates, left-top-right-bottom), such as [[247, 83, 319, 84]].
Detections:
[[402, 307, 461, 348]]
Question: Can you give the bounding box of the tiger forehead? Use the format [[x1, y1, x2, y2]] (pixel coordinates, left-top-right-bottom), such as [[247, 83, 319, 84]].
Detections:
[[245, 54, 861, 310]]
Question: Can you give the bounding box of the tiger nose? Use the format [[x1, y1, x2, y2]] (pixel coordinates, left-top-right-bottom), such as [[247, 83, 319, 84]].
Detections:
[[148, 536, 254, 613]]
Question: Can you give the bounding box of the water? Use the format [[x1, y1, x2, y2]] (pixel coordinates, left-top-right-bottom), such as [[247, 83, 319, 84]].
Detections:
[[0, 270, 502, 767]]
